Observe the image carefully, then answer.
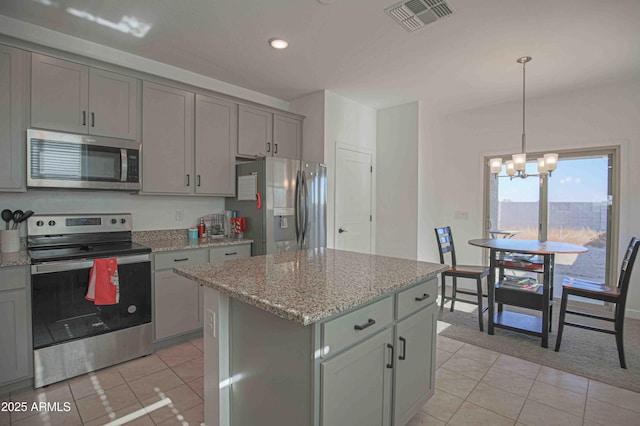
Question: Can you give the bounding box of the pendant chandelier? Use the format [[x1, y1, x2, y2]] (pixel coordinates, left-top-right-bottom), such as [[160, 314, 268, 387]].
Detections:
[[489, 56, 558, 179]]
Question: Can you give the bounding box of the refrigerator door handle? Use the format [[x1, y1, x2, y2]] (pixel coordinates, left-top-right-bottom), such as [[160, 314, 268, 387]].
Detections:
[[294, 170, 301, 244], [302, 171, 310, 247]]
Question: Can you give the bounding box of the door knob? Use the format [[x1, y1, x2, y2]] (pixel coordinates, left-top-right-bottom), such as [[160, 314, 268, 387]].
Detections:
[[338, 228, 347, 233]]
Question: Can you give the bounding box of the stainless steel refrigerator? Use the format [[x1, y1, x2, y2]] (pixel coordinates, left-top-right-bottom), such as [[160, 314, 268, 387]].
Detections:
[[225, 157, 327, 256]]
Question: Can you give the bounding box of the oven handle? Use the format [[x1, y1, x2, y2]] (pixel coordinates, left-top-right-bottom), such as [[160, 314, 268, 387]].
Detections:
[[31, 254, 150, 274]]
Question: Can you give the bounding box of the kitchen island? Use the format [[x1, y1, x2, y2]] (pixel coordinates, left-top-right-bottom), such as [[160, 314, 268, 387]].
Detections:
[[174, 248, 447, 426]]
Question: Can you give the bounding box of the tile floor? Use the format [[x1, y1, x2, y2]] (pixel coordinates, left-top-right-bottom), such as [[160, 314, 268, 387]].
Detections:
[[2, 333, 640, 425]]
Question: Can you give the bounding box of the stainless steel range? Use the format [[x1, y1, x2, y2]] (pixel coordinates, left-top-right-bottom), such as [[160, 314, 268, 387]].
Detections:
[[27, 213, 152, 388]]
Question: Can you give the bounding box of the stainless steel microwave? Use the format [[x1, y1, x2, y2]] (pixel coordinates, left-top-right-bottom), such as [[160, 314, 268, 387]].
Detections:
[[27, 129, 141, 191]]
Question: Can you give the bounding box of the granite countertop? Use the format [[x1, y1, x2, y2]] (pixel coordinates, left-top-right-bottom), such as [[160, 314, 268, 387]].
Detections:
[[132, 229, 253, 252], [174, 248, 448, 326], [0, 249, 31, 268]]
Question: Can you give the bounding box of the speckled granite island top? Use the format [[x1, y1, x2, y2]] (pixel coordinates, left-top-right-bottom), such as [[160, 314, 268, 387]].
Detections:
[[174, 248, 448, 326]]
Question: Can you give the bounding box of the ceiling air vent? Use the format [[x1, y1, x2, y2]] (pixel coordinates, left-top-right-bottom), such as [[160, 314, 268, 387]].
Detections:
[[386, 0, 456, 32]]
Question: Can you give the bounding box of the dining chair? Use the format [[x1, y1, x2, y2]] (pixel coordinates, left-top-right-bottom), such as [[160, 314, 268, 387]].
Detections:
[[434, 226, 490, 331], [554, 237, 639, 368]]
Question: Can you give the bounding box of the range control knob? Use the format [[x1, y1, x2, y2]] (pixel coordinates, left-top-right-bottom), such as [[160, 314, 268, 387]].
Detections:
[[36, 220, 44, 227], [48, 220, 56, 226], [120, 218, 126, 224], [111, 219, 117, 224]]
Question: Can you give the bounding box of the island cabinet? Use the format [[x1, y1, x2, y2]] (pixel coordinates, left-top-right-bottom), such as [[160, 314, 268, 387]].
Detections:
[[238, 104, 302, 159], [142, 81, 238, 196], [0, 266, 32, 388], [0, 44, 27, 192], [31, 53, 139, 140], [202, 275, 438, 426]]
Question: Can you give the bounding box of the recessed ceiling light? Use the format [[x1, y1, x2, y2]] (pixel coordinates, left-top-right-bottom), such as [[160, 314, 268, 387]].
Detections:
[[268, 38, 289, 50]]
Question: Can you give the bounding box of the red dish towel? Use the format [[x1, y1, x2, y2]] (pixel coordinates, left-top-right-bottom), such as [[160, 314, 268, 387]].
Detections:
[[86, 258, 120, 305]]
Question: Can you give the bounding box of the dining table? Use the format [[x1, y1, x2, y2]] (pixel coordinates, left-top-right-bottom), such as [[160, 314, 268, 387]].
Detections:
[[468, 238, 587, 347]]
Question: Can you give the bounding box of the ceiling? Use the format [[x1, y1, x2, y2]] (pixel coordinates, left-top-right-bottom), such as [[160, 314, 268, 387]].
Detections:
[[0, 0, 638, 112]]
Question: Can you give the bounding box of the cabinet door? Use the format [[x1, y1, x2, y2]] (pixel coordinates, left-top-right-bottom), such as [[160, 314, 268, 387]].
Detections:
[[393, 305, 436, 426], [154, 270, 199, 340], [321, 328, 392, 426], [0, 289, 29, 385], [89, 68, 138, 140], [0, 44, 27, 191], [31, 53, 89, 133], [238, 105, 272, 157], [273, 114, 301, 159], [142, 81, 194, 194], [195, 94, 237, 195]]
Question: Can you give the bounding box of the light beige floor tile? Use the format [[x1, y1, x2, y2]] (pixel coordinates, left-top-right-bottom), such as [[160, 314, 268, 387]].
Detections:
[[141, 383, 203, 424], [157, 402, 204, 426], [584, 397, 640, 426], [516, 399, 582, 426], [535, 366, 588, 395], [440, 355, 493, 381], [116, 354, 168, 382], [420, 389, 464, 423], [481, 366, 535, 397], [448, 401, 515, 426], [83, 402, 154, 426], [10, 402, 82, 426], [467, 382, 526, 420], [189, 335, 204, 353], [156, 341, 203, 367], [527, 381, 586, 417], [127, 368, 184, 402], [437, 335, 465, 353], [455, 344, 500, 364], [493, 354, 541, 380], [68, 366, 125, 400], [10, 382, 74, 422], [186, 376, 204, 399], [435, 348, 454, 369], [408, 409, 446, 426], [74, 382, 137, 423], [434, 369, 479, 400], [171, 356, 204, 384], [587, 380, 640, 413]]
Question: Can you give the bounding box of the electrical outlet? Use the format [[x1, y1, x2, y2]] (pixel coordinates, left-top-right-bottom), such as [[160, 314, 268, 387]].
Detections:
[[175, 208, 184, 221], [207, 309, 216, 338]]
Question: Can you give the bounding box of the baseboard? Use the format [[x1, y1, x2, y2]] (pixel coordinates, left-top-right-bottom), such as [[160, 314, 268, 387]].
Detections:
[[625, 308, 640, 320]]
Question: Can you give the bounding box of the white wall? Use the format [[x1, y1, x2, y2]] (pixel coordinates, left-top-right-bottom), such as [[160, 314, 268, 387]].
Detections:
[[324, 91, 377, 250], [376, 102, 419, 260], [0, 191, 224, 233], [438, 79, 640, 317], [290, 91, 325, 163]]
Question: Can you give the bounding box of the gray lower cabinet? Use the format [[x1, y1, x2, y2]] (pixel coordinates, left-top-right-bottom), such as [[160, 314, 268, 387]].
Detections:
[[0, 44, 27, 191], [0, 266, 31, 387], [321, 328, 393, 426], [155, 245, 251, 340]]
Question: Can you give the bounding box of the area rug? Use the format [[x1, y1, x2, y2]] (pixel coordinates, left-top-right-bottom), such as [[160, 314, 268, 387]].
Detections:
[[437, 302, 640, 393]]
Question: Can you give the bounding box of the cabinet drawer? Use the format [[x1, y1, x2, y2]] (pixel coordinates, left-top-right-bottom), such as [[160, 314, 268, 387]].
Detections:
[[154, 248, 209, 271], [396, 278, 437, 320], [0, 266, 28, 291], [322, 297, 393, 357], [210, 244, 251, 263]]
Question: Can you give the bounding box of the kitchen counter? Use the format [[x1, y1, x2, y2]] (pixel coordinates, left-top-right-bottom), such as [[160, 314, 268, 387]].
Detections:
[[132, 229, 252, 252], [174, 248, 448, 326], [0, 248, 30, 268]]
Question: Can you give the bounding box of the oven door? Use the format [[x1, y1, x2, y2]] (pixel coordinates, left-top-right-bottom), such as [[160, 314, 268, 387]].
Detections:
[[31, 254, 151, 350]]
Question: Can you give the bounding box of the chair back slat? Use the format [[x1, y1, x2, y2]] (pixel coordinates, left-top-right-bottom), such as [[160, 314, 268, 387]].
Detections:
[[434, 226, 457, 266], [618, 237, 640, 299]]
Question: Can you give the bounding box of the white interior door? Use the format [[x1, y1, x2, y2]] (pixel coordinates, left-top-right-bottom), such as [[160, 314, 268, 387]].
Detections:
[[335, 147, 372, 253]]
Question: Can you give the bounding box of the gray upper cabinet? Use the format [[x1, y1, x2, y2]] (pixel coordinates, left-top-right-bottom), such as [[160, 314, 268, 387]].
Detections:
[[195, 94, 237, 196], [31, 53, 138, 140], [142, 81, 194, 194], [238, 105, 302, 159], [0, 44, 27, 192], [273, 113, 301, 159], [238, 105, 272, 157]]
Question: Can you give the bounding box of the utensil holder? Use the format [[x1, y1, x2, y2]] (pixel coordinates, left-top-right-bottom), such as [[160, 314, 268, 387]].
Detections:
[[1, 229, 19, 253]]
